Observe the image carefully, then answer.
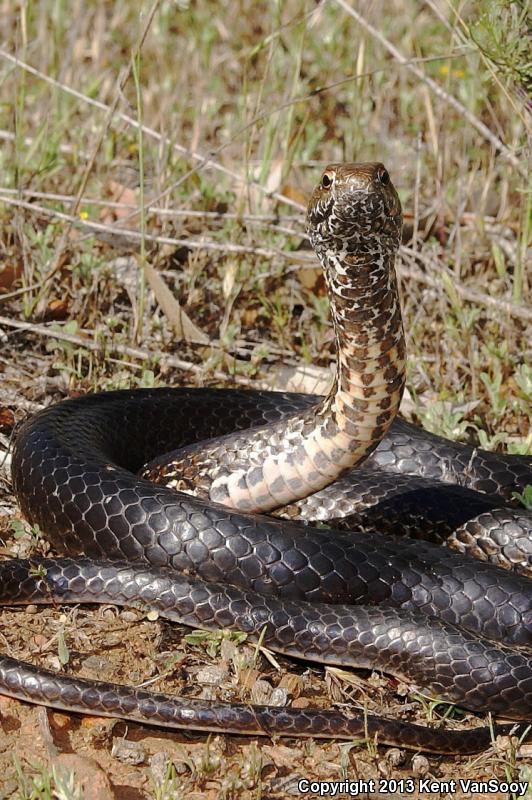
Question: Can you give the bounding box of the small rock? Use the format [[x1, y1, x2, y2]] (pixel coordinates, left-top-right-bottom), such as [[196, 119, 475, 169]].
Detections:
[[111, 738, 146, 765], [0, 779, 19, 798], [195, 665, 228, 685], [150, 751, 172, 784], [49, 712, 73, 732], [120, 610, 140, 623], [81, 655, 113, 674], [269, 687, 289, 707], [387, 747, 406, 767], [378, 747, 406, 775], [411, 754, 430, 776], [250, 679, 273, 704], [79, 716, 116, 746], [45, 655, 63, 672]]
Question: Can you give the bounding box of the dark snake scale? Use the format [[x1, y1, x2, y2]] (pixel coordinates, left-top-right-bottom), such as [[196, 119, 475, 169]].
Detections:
[[6, 164, 532, 754]]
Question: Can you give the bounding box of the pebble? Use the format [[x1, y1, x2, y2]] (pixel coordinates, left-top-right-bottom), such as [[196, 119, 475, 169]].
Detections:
[[111, 738, 146, 765], [120, 610, 140, 623], [411, 754, 430, 776], [81, 655, 113, 673], [195, 664, 229, 685]]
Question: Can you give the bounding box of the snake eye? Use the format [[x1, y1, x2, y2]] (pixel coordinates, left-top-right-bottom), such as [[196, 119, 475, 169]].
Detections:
[[321, 172, 333, 190], [378, 169, 390, 186]]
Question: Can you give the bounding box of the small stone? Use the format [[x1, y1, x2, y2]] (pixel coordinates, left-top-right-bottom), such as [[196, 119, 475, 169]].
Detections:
[[120, 610, 140, 623], [82, 655, 113, 674], [111, 738, 146, 765], [386, 747, 406, 767], [250, 679, 273, 704], [378, 747, 405, 775], [195, 665, 228, 685], [50, 712, 73, 731], [269, 687, 289, 707], [52, 754, 114, 800], [46, 656, 62, 671], [150, 751, 171, 784], [0, 779, 19, 798], [411, 754, 430, 776]]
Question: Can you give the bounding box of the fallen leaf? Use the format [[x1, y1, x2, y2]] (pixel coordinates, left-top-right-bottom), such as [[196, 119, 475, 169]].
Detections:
[[0, 260, 23, 291], [45, 298, 70, 320], [0, 407, 15, 430]]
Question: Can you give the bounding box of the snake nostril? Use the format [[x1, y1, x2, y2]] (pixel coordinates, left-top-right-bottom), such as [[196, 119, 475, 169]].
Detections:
[[321, 173, 333, 190], [378, 169, 390, 186]]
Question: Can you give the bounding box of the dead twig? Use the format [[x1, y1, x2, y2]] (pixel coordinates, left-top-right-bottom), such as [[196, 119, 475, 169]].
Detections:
[[0, 195, 310, 263], [0, 187, 304, 230], [0, 314, 251, 387], [399, 246, 532, 323]]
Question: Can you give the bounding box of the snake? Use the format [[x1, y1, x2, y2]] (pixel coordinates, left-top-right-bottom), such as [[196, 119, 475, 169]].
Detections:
[[6, 163, 532, 755]]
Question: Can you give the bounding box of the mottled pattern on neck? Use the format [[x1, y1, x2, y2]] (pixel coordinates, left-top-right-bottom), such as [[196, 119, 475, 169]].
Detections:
[[142, 163, 406, 513]]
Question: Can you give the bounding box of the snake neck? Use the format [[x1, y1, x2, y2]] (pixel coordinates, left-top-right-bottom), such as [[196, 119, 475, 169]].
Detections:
[[307, 244, 405, 482], [319, 246, 405, 433], [142, 243, 405, 514]]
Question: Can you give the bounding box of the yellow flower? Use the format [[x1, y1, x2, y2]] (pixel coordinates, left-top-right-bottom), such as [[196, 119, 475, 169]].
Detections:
[[439, 64, 465, 79], [79, 210, 89, 220]]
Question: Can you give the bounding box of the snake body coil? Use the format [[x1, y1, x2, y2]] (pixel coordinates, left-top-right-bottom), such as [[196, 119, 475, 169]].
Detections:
[[7, 164, 532, 753]]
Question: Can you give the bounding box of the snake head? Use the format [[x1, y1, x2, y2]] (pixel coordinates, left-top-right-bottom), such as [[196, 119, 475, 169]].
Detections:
[[307, 162, 402, 258]]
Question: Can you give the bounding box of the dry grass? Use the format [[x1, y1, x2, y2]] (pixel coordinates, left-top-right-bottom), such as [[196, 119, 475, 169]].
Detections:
[[0, 1, 531, 798]]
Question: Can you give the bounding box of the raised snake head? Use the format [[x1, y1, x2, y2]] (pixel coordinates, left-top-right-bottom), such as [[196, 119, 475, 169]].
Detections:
[[306, 162, 403, 262]]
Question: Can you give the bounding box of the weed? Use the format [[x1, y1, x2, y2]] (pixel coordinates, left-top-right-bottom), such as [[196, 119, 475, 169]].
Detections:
[[513, 486, 532, 511], [184, 629, 248, 659], [410, 692, 467, 723], [11, 520, 43, 542], [151, 760, 180, 800], [12, 759, 83, 800]]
